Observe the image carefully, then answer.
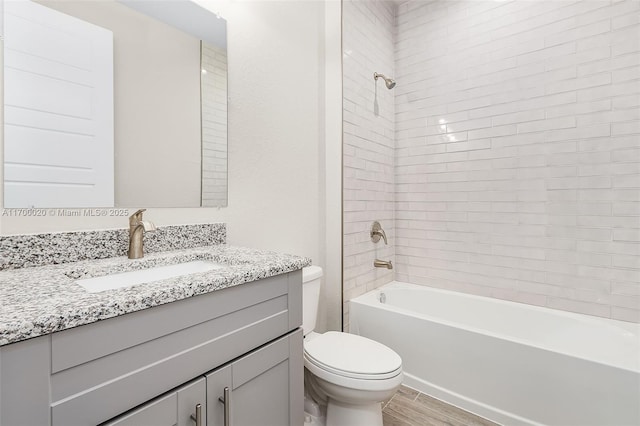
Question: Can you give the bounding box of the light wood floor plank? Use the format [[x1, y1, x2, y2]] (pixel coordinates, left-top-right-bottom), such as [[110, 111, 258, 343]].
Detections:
[[382, 386, 501, 426], [415, 393, 498, 426], [383, 411, 413, 426], [386, 395, 460, 426]]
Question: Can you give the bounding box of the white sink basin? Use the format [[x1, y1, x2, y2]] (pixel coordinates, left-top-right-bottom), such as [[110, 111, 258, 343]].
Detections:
[[77, 260, 223, 293]]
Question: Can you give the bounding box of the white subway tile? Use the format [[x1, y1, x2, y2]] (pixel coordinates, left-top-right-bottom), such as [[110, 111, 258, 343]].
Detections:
[[613, 94, 640, 109], [517, 117, 577, 134], [548, 46, 610, 72], [613, 39, 640, 57], [612, 307, 640, 322], [544, 124, 611, 142], [611, 121, 640, 136], [446, 139, 491, 153], [613, 202, 640, 216], [615, 7, 639, 27], [613, 174, 640, 188], [613, 66, 640, 83], [612, 281, 640, 296]]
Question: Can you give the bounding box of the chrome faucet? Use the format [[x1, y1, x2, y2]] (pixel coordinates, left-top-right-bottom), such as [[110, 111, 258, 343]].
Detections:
[[374, 259, 393, 269], [370, 221, 388, 245], [128, 209, 156, 259]]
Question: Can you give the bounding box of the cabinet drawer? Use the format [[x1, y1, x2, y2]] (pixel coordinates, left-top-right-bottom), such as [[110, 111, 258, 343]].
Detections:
[[51, 298, 288, 425], [52, 274, 290, 373]]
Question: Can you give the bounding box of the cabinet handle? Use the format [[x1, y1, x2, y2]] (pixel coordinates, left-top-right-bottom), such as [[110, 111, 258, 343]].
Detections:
[[218, 387, 230, 426], [190, 403, 202, 426]]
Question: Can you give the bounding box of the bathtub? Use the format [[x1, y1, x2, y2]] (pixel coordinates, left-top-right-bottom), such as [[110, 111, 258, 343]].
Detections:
[[350, 282, 640, 426]]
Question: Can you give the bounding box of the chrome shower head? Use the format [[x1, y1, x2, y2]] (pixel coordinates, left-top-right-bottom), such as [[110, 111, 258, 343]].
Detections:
[[374, 72, 396, 89]]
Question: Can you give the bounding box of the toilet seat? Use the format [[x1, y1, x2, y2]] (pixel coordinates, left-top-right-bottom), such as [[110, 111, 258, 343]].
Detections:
[[304, 332, 402, 381]]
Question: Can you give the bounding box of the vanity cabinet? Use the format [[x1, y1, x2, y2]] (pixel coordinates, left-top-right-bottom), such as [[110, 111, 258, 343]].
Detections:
[[0, 270, 303, 426]]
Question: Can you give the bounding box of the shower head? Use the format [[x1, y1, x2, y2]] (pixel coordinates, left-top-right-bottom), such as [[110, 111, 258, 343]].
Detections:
[[374, 72, 396, 89]]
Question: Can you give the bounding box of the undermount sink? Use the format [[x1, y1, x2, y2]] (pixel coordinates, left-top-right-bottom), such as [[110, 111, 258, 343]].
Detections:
[[77, 260, 224, 293]]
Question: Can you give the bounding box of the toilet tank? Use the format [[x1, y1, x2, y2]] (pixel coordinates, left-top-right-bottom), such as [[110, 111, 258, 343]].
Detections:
[[302, 266, 323, 336]]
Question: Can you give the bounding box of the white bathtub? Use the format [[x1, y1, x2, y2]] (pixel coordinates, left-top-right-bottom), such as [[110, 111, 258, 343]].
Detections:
[[350, 282, 640, 426]]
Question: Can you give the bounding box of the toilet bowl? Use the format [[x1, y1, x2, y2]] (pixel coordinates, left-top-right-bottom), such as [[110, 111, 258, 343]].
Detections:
[[302, 266, 403, 426]]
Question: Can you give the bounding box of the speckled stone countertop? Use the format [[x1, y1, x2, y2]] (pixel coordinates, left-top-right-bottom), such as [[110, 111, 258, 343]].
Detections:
[[0, 245, 311, 346], [0, 223, 226, 270]]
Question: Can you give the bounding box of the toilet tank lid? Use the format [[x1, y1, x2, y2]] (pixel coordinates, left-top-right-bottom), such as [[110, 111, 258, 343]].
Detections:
[[303, 266, 323, 283]]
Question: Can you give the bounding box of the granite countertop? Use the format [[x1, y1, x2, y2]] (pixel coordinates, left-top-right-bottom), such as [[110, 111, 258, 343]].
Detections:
[[0, 245, 311, 346]]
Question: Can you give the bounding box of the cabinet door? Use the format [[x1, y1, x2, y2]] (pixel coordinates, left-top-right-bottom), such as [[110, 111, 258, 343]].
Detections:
[[103, 377, 206, 426], [206, 329, 303, 426], [206, 365, 232, 426], [177, 378, 207, 426]]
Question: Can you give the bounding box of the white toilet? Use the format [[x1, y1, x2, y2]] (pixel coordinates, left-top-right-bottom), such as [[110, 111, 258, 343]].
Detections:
[[302, 266, 403, 426]]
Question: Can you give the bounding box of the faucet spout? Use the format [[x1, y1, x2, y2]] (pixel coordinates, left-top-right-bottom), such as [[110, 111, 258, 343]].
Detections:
[[128, 209, 156, 259], [374, 259, 393, 270]]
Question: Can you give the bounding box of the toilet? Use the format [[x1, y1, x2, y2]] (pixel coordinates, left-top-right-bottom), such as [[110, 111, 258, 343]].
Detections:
[[302, 266, 403, 426]]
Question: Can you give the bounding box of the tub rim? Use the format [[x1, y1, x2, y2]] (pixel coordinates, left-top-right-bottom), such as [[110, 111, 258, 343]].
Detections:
[[350, 281, 640, 374]]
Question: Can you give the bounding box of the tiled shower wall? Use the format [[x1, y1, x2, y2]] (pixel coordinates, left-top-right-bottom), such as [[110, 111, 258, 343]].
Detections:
[[394, 0, 640, 322], [343, 0, 395, 330]]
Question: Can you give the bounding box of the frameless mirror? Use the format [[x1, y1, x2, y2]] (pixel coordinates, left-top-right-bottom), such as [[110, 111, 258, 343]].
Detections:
[[2, 0, 228, 208]]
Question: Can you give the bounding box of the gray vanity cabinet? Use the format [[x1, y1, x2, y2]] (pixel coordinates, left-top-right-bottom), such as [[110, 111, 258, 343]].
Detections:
[[0, 270, 303, 426]]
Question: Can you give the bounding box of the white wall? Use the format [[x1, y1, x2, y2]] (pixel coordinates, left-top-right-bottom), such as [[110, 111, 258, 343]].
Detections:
[[394, 0, 639, 322], [0, 0, 343, 331], [342, 0, 395, 330]]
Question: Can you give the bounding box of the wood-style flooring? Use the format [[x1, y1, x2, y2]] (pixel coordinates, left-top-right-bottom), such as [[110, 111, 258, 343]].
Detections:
[[382, 386, 500, 426]]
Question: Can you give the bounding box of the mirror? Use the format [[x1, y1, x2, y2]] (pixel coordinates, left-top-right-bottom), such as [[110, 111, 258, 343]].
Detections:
[[2, 0, 228, 208]]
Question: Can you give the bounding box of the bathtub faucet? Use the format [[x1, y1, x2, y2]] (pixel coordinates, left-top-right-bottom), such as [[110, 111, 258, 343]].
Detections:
[[374, 259, 393, 269], [370, 221, 388, 245]]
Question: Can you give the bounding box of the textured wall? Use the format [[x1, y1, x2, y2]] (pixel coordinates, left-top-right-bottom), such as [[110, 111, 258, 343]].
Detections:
[[394, 0, 640, 322], [343, 0, 396, 330]]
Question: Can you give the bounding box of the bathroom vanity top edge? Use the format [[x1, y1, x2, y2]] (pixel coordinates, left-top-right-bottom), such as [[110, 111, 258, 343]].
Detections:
[[0, 245, 311, 346]]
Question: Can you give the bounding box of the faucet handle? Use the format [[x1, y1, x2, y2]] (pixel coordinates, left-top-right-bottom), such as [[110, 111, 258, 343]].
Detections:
[[371, 221, 388, 245], [129, 208, 147, 225], [139, 220, 157, 232]]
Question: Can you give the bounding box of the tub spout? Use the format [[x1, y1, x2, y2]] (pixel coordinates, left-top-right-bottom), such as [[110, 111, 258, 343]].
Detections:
[[374, 259, 393, 269]]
